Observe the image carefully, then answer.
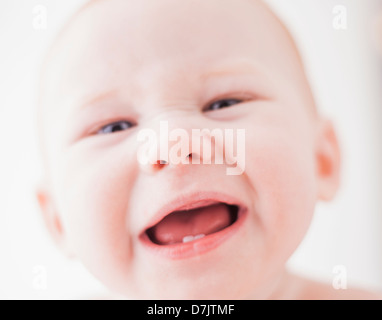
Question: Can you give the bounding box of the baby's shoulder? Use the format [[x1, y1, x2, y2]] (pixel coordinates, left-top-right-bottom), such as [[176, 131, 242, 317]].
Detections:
[[294, 275, 382, 300]]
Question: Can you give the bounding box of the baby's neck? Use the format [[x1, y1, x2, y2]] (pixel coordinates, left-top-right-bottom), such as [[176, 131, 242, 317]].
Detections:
[[242, 269, 293, 299]]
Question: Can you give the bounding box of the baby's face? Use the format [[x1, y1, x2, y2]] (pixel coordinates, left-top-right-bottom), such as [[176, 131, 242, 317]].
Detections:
[[38, 0, 338, 299]]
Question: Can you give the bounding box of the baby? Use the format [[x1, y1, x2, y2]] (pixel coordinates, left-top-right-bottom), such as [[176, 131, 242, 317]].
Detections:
[[35, 0, 381, 299]]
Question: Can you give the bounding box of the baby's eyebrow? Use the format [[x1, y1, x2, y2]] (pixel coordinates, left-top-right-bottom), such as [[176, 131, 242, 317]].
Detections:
[[199, 58, 267, 81], [66, 88, 128, 125], [76, 88, 120, 111]]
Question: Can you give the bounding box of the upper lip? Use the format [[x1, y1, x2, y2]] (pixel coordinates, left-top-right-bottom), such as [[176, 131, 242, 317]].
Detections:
[[139, 191, 247, 236]]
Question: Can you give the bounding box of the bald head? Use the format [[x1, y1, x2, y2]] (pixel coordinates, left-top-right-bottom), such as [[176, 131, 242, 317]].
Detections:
[[37, 0, 316, 178]]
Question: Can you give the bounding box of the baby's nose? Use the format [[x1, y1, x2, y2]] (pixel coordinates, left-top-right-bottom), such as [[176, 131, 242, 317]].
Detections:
[[137, 112, 213, 174]]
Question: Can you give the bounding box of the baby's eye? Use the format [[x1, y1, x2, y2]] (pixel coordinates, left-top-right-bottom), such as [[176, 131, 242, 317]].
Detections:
[[206, 98, 243, 111], [97, 120, 134, 134]]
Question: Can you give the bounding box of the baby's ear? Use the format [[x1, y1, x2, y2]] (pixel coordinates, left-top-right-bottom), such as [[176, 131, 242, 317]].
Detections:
[[315, 117, 341, 201], [35, 183, 73, 258]]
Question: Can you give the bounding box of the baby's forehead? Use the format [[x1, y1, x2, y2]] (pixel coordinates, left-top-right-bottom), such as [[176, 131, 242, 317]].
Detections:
[[41, 0, 304, 102]]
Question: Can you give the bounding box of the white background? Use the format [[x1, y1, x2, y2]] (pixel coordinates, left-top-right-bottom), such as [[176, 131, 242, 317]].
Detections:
[[0, 0, 381, 299]]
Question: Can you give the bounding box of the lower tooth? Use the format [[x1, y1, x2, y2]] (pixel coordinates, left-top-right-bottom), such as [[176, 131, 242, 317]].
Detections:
[[194, 234, 205, 240], [182, 234, 205, 243], [182, 235, 194, 243]]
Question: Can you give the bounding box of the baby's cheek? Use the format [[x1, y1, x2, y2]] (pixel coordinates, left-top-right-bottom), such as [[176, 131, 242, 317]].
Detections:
[[245, 127, 316, 252], [53, 143, 138, 285]]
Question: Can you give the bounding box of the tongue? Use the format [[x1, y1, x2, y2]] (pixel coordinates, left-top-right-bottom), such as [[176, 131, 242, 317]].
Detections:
[[148, 203, 232, 245]]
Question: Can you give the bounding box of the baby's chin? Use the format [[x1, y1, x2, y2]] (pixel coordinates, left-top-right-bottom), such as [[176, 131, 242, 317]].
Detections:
[[111, 265, 289, 300]]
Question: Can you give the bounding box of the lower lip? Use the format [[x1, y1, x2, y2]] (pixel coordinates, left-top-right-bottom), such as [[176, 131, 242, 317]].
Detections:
[[139, 207, 248, 260]]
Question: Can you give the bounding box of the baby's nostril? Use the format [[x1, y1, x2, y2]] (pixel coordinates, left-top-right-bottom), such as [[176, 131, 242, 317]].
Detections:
[[187, 153, 200, 163], [154, 154, 197, 168], [156, 160, 168, 168]]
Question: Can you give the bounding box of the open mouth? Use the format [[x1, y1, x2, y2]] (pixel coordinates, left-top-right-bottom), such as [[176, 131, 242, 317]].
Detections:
[[145, 203, 240, 246]]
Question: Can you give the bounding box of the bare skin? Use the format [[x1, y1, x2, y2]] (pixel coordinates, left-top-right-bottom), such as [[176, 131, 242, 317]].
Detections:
[[36, 0, 381, 299]]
